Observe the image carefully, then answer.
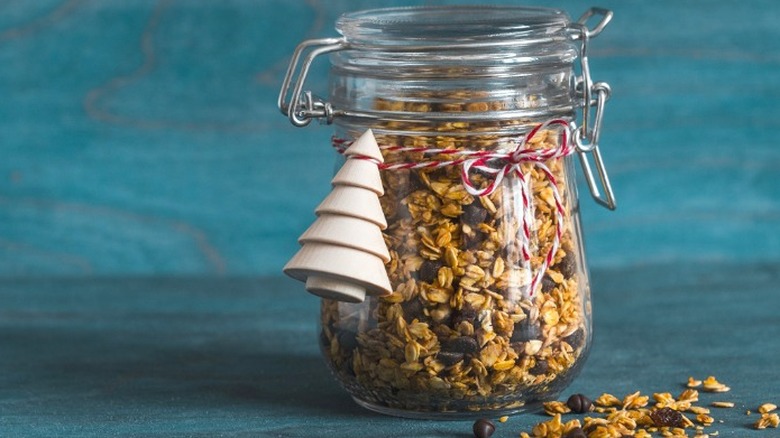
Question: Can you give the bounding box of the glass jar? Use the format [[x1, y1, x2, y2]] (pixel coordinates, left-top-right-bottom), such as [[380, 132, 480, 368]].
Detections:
[[279, 5, 616, 418]]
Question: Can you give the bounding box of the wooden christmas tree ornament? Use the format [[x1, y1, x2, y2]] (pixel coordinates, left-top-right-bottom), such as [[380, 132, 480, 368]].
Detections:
[[343, 129, 385, 162], [315, 185, 387, 229], [331, 159, 384, 195], [283, 130, 392, 303], [298, 215, 390, 261], [284, 243, 391, 302]]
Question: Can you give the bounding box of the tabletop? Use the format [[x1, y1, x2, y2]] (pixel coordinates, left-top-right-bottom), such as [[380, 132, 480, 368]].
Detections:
[[2, 0, 780, 437], [2, 263, 778, 437]]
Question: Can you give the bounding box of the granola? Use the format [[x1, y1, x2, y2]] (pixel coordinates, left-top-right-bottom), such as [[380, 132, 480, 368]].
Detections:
[[754, 412, 780, 430], [513, 377, 776, 437], [320, 94, 589, 414]]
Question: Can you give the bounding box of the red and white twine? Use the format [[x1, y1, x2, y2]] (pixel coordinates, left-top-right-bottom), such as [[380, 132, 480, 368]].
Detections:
[[333, 119, 575, 296]]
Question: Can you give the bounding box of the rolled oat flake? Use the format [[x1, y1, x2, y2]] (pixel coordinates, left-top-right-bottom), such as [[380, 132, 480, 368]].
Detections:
[[278, 4, 617, 418]]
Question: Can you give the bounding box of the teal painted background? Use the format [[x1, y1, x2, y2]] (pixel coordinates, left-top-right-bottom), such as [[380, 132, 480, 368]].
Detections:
[[1, 0, 779, 274]]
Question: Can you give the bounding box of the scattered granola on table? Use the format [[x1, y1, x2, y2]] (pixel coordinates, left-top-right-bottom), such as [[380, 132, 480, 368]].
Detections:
[[566, 393, 593, 413], [754, 412, 780, 430], [513, 377, 777, 437]]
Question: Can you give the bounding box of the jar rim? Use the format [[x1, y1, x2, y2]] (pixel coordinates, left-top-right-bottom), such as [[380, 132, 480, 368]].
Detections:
[[336, 5, 572, 48]]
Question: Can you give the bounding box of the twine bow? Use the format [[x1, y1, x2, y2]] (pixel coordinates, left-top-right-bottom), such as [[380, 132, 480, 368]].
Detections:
[[460, 119, 574, 295], [333, 119, 576, 296]]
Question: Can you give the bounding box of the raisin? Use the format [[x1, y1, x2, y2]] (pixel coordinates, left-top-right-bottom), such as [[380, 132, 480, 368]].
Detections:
[[541, 275, 557, 292], [563, 328, 584, 350], [461, 202, 488, 226], [562, 428, 586, 438], [650, 407, 684, 427], [437, 351, 464, 367], [452, 305, 478, 326], [395, 201, 412, 220], [418, 259, 443, 283], [472, 166, 495, 179], [408, 170, 425, 192], [401, 298, 424, 321], [397, 170, 426, 198], [463, 230, 485, 250], [559, 251, 577, 277], [530, 359, 549, 375], [511, 318, 541, 343], [441, 336, 480, 356], [337, 330, 358, 352]]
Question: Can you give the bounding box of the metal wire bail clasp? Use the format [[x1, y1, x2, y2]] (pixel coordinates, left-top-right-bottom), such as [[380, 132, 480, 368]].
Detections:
[[278, 38, 346, 127], [571, 8, 617, 210]]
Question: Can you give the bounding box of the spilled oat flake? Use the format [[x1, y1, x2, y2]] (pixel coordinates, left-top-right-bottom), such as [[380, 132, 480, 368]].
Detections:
[[513, 376, 778, 437]]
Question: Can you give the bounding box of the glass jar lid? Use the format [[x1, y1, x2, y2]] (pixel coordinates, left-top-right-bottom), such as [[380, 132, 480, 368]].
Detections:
[[336, 6, 572, 49]]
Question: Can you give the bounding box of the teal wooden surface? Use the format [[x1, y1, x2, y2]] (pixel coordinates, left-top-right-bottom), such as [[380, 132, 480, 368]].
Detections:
[[1, 0, 778, 275], [1, 264, 779, 437]]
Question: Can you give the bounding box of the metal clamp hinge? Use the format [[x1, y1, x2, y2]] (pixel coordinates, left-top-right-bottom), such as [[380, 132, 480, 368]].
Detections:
[[572, 8, 617, 210], [278, 38, 346, 127], [574, 82, 615, 210]]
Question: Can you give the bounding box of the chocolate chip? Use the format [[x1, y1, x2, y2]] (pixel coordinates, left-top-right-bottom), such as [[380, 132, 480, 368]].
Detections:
[[337, 330, 358, 352], [441, 336, 479, 356], [566, 393, 593, 413], [461, 202, 488, 226], [563, 328, 584, 350], [650, 407, 684, 427], [530, 359, 548, 375], [472, 418, 495, 438], [418, 259, 443, 283], [562, 427, 586, 438], [510, 319, 541, 343], [436, 351, 464, 367]]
